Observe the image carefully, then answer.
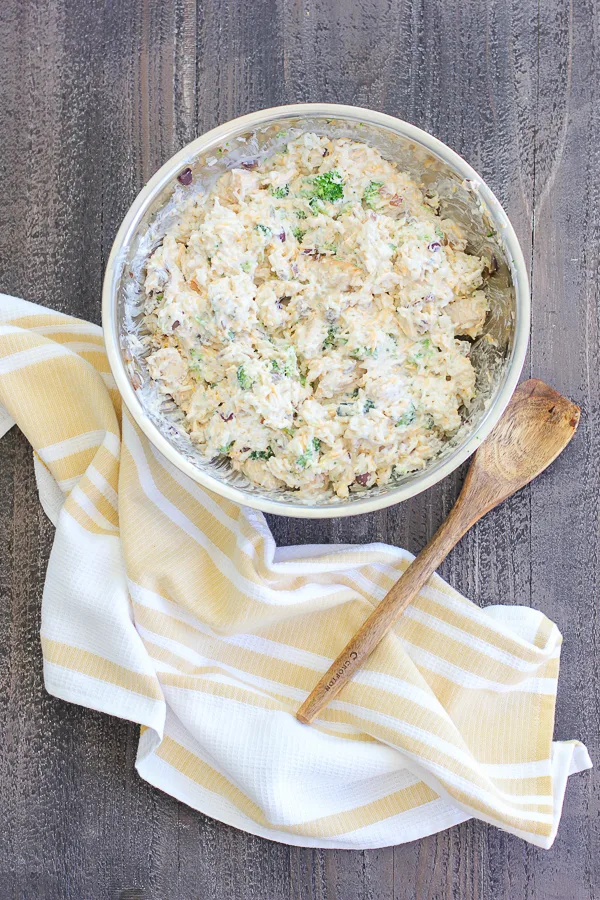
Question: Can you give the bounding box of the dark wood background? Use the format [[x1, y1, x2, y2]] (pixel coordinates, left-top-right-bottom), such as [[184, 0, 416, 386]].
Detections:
[[0, 1, 598, 897]]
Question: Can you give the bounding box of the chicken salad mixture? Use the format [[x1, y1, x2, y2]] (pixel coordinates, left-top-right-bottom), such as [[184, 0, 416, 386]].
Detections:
[[144, 133, 489, 499]]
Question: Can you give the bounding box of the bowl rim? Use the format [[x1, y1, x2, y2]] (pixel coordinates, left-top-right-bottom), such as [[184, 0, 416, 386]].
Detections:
[[102, 102, 530, 519]]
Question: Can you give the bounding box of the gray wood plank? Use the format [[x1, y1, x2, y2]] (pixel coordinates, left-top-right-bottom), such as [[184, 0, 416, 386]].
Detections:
[[524, 1, 600, 897], [0, 0, 598, 897]]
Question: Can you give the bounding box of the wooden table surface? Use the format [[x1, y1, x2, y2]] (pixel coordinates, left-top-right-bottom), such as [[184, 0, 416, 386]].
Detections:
[[1, 1, 599, 898]]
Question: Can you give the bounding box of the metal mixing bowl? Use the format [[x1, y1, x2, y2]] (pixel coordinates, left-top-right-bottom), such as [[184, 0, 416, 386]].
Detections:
[[102, 103, 529, 518]]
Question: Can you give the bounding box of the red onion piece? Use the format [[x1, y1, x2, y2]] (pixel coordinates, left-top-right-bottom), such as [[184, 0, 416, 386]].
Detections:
[[177, 167, 193, 186]]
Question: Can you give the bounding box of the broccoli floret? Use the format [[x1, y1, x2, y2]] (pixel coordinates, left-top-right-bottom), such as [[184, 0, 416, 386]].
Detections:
[[323, 327, 337, 350], [189, 348, 203, 373], [396, 403, 416, 427], [250, 448, 274, 460], [296, 438, 322, 469], [311, 169, 344, 203], [363, 181, 384, 208], [409, 338, 435, 363], [295, 449, 313, 469], [363, 399, 376, 413], [218, 440, 234, 455], [256, 224, 272, 237], [283, 346, 298, 377], [270, 184, 289, 198], [293, 227, 307, 243], [296, 210, 307, 220], [237, 365, 253, 390], [350, 347, 378, 360]]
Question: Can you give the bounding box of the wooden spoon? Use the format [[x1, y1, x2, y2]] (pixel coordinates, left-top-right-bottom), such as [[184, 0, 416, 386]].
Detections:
[[296, 379, 580, 726]]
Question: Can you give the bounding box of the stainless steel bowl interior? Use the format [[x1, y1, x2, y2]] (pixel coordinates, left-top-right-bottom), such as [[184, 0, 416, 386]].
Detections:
[[103, 104, 529, 518]]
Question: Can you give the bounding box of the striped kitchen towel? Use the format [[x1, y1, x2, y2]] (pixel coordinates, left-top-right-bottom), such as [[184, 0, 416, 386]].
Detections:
[[0, 293, 591, 849]]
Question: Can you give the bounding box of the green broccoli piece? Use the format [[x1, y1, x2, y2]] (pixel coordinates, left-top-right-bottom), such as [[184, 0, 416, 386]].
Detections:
[[350, 347, 378, 360], [189, 348, 203, 373], [396, 403, 416, 427], [218, 440, 234, 455], [296, 438, 322, 469], [250, 448, 274, 461], [292, 227, 307, 243], [363, 399, 376, 413], [296, 210, 307, 220], [237, 365, 253, 390], [410, 338, 434, 363], [270, 184, 290, 198], [256, 224, 272, 237], [283, 346, 297, 377], [363, 181, 384, 208], [311, 169, 344, 203], [323, 327, 337, 350], [295, 449, 312, 469]]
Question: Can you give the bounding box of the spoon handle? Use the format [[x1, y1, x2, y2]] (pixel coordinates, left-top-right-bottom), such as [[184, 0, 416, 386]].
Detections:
[[296, 379, 580, 726], [295, 499, 475, 725]]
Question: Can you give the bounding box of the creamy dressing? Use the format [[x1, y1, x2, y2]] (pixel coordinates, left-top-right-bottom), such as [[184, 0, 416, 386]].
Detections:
[[144, 133, 489, 499]]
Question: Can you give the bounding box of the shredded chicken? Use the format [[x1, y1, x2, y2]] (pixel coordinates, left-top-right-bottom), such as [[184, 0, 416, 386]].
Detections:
[[144, 133, 489, 499]]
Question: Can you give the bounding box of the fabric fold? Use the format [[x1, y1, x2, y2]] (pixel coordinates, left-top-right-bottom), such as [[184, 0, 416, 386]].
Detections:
[[0, 293, 591, 849]]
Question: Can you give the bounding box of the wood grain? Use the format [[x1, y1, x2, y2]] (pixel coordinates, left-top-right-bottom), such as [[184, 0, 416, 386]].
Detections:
[[0, 0, 598, 898]]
